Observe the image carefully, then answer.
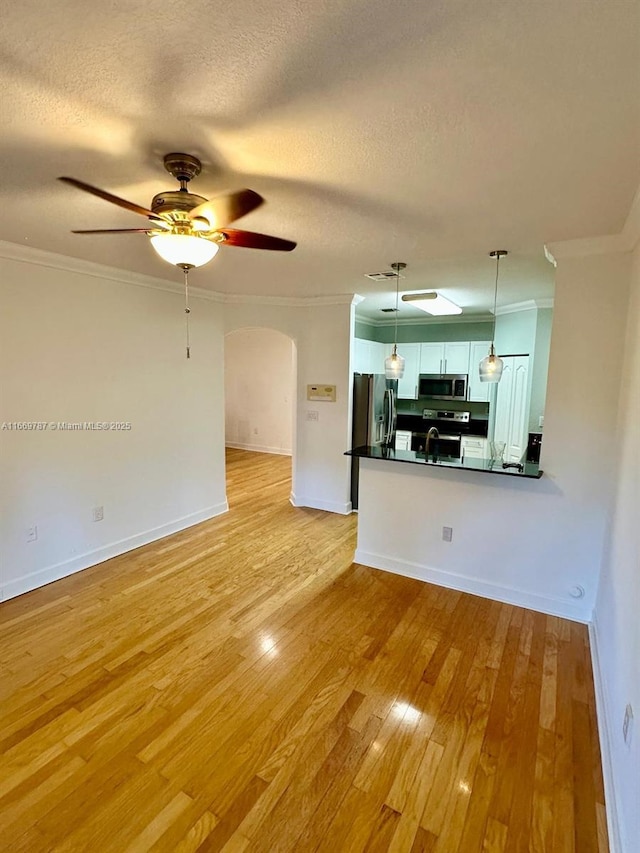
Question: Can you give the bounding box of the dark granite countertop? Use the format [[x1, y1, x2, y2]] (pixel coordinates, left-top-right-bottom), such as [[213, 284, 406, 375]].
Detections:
[[345, 445, 543, 479]]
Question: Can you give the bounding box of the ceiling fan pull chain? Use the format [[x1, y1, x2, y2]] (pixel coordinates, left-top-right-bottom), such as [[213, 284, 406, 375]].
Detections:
[[183, 267, 191, 359]]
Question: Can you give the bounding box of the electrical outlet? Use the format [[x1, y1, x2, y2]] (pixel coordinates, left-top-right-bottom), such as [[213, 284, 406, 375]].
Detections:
[[93, 506, 104, 522], [253, 427, 258, 435], [538, 415, 544, 428], [442, 526, 453, 542], [623, 704, 634, 746], [306, 410, 319, 421], [26, 525, 38, 542]]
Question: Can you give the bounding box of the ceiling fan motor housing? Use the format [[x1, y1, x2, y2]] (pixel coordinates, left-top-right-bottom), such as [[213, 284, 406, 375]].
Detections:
[[151, 191, 207, 216], [163, 153, 202, 183]]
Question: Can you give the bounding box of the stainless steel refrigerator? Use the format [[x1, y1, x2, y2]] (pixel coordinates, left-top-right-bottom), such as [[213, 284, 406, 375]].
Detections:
[[350, 373, 398, 510]]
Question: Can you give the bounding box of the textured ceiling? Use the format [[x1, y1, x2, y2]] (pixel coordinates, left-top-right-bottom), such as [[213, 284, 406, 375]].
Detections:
[[1, 0, 638, 317]]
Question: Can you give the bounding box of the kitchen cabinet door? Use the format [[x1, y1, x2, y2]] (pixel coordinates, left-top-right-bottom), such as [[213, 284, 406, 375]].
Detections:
[[467, 342, 492, 402], [419, 343, 445, 374], [443, 342, 471, 374], [372, 342, 388, 374], [396, 343, 420, 398], [461, 436, 488, 459], [419, 342, 470, 375], [353, 338, 369, 374], [395, 430, 412, 450]]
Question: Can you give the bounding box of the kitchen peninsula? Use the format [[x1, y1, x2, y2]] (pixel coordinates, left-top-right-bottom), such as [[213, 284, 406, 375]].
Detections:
[[346, 444, 543, 478]]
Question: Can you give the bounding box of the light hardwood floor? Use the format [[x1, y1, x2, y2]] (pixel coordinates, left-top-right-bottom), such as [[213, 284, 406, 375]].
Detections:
[[0, 449, 608, 852]]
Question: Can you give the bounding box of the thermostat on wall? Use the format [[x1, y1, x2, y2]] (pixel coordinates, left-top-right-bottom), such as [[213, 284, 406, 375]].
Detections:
[[307, 384, 336, 402]]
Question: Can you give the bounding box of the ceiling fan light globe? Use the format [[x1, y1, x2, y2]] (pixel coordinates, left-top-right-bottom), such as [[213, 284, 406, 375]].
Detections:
[[150, 233, 219, 268], [385, 352, 405, 379]]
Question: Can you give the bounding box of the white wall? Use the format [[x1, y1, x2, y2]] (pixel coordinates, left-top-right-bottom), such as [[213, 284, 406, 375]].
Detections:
[[224, 328, 294, 455], [224, 297, 355, 514], [592, 242, 640, 853], [0, 245, 227, 601], [355, 251, 631, 622]]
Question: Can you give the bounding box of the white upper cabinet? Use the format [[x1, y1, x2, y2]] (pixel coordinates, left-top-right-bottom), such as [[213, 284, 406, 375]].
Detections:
[[353, 339, 387, 374], [419, 342, 470, 375], [443, 342, 471, 374], [395, 343, 421, 399], [419, 343, 444, 374], [467, 342, 492, 402]]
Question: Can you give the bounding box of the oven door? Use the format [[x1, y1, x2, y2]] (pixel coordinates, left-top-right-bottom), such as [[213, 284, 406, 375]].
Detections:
[[411, 432, 462, 459]]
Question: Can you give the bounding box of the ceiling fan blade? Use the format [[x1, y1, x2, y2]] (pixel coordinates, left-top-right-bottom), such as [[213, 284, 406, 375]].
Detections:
[[58, 177, 163, 221], [188, 189, 264, 229], [71, 228, 154, 234], [219, 228, 297, 251]]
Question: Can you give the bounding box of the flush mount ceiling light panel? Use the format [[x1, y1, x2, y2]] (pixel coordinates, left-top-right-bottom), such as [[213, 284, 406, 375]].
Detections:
[[401, 292, 462, 316]]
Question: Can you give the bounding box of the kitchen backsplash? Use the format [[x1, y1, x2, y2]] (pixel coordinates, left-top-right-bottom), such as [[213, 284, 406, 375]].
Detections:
[[397, 397, 490, 419]]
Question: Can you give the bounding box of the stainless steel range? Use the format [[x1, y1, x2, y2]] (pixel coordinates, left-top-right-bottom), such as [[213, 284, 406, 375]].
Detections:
[[412, 409, 472, 458]]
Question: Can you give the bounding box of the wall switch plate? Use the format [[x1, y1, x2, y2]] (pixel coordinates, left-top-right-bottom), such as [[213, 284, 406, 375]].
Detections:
[[306, 410, 319, 421], [26, 525, 38, 542], [442, 526, 453, 542], [538, 415, 544, 428], [623, 703, 634, 746], [93, 506, 104, 522]]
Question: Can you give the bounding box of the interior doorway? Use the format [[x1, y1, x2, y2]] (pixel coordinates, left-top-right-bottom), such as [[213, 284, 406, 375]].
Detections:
[[224, 327, 297, 502]]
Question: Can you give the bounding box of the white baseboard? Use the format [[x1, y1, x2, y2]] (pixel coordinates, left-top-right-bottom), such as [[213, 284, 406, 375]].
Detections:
[[290, 492, 352, 515], [225, 442, 291, 456], [589, 615, 623, 853], [354, 548, 590, 622], [1, 501, 229, 602]]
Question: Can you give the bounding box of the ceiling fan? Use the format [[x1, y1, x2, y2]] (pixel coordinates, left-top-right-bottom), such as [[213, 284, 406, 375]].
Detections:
[[59, 153, 296, 359], [58, 152, 296, 269]]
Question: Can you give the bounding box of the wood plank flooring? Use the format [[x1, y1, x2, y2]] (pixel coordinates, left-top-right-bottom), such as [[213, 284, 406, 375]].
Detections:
[[0, 449, 608, 851]]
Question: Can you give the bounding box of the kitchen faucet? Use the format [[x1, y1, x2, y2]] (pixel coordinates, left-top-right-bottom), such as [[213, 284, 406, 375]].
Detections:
[[425, 426, 439, 461]]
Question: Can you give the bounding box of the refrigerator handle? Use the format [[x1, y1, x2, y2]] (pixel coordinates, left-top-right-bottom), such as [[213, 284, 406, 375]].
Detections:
[[384, 388, 397, 446]]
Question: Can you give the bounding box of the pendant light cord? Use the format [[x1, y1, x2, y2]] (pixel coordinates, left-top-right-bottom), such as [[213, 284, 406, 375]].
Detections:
[[393, 264, 400, 355], [491, 252, 501, 351], [184, 267, 191, 359]]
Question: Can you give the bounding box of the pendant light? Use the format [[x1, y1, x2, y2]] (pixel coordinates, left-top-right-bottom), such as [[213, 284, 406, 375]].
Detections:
[[479, 250, 507, 383], [385, 262, 406, 379]]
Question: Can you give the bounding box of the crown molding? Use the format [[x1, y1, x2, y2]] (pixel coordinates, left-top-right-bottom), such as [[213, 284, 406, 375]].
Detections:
[[547, 179, 640, 258], [496, 298, 554, 315], [0, 240, 223, 302], [546, 233, 628, 259], [356, 313, 495, 328], [222, 293, 356, 307]]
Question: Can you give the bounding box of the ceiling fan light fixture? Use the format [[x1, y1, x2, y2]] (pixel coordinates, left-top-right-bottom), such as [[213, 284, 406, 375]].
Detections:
[[150, 232, 219, 268], [401, 292, 462, 316]]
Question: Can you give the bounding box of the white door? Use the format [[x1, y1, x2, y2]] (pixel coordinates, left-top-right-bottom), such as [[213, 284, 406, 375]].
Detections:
[[492, 355, 530, 462], [507, 358, 530, 461]]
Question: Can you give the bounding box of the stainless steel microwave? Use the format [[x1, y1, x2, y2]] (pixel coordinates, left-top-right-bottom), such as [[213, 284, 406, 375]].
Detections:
[[418, 374, 468, 401]]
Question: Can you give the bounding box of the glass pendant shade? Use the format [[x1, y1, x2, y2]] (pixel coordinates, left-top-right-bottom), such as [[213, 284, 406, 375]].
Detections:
[[150, 233, 219, 267], [479, 345, 504, 383], [385, 346, 405, 379]]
